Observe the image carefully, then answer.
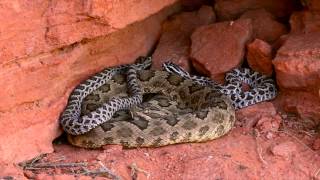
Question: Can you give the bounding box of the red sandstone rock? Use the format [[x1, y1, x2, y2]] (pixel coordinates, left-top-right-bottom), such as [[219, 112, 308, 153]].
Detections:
[[86, 0, 178, 29], [180, 0, 207, 10], [270, 141, 297, 160], [256, 115, 282, 133], [290, 11, 320, 34], [236, 102, 279, 129], [0, 5, 177, 167], [46, 0, 180, 47], [313, 138, 320, 150], [0, 0, 179, 63], [35, 173, 52, 180], [273, 33, 320, 91], [152, 6, 215, 71], [21, 129, 320, 179], [214, 0, 300, 21], [240, 9, 288, 43], [247, 39, 273, 76], [35, 174, 87, 180], [272, 34, 289, 51], [0, 164, 24, 179], [275, 91, 320, 121], [190, 19, 253, 81], [5, 100, 316, 179], [303, 0, 320, 11], [24, 170, 36, 179]]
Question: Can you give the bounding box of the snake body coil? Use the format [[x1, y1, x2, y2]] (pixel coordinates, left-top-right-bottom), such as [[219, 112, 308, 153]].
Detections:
[[60, 57, 277, 148]]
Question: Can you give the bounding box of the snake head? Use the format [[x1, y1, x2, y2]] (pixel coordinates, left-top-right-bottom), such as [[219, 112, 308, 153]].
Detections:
[[162, 61, 191, 78]]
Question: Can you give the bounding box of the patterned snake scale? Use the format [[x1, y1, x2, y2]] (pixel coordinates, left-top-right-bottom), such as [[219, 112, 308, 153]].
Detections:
[[60, 57, 277, 148]]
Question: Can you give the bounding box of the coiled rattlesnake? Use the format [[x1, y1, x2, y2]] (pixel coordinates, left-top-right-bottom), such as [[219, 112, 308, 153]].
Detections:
[[61, 57, 277, 148]]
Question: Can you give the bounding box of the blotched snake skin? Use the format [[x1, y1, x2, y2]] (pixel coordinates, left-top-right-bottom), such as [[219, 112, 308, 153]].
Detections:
[[60, 57, 277, 148]]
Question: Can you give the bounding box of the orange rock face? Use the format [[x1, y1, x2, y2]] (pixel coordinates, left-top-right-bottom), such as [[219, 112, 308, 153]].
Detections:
[[290, 10, 320, 34], [275, 91, 320, 121], [231, 102, 282, 144], [214, 0, 300, 21], [180, 0, 207, 10], [151, 5, 216, 71], [270, 141, 297, 160], [0, 0, 178, 63], [274, 8, 320, 122], [236, 102, 279, 129], [190, 19, 253, 80], [240, 9, 288, 43], [1, 0, 320, 179], [304, 0, 320, 11], [273, 33, 320, 91], [247, 39, 273, 76], [0, 1, 179, 167], [256, 115, 282, 133]]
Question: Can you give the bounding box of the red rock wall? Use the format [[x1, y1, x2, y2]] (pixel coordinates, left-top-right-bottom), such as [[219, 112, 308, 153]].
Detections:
[[273, 5, 320, 121], [1, 0, 320, 178], [0, 0, 178, 62], [0, 0, 180, 166]]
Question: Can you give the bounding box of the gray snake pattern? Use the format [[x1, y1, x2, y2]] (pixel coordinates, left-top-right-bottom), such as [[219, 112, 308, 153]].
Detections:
[[60, 57, 277, 144]]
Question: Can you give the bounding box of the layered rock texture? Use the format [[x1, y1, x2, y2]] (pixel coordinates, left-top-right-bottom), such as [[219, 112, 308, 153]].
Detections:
[[151, 5, 216, 71], [0, 0, 180, 172], [1, 0, 320, 179], [190, 18, 253, 81]]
